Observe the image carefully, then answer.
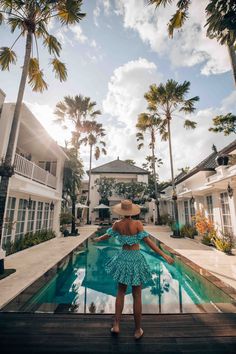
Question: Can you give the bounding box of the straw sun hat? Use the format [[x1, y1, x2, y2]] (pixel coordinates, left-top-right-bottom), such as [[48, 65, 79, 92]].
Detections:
[[112, 199, 140, 216]]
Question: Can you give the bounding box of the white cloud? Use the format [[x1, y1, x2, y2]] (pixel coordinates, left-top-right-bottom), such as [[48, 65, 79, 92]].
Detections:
[[102, 59, 235, 180], [93, 4, 101, 27], [70, 24, 88, 43], [102, 58, 163, 167], [91, 39, 97, 48], [115, 0, 231, 76]]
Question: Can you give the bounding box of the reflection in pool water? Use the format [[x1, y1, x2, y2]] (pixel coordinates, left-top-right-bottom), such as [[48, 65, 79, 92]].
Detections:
[[21, 237, 235, 314]]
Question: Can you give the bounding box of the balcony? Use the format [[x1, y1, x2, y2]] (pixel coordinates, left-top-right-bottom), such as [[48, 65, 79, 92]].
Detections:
[[14, 153, 57, 189]]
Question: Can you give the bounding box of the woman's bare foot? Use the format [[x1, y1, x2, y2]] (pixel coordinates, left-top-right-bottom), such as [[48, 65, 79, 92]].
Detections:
[[134, 328, 144, 340], [110, 321, 120, 334]]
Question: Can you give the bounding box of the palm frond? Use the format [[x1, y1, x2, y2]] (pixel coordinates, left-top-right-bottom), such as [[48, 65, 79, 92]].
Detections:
[[51, 58, 67, 82], [184, 119, 197, 129], [44, 35, 62, 56], [148, 0, 173, 8], [168, 9, 188, 38], [57, 0, 86, 25], [28, 58, 48, 92], [7, 17, 25, 33], [180, 96, 199, 113], [0, 46, 17, 70]]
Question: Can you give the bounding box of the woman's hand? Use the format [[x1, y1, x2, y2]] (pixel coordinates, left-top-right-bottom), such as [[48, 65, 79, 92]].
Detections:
[[164, 254, 175, 265]]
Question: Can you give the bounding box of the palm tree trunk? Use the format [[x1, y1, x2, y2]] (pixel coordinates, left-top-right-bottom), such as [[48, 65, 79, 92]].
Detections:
[[87, 144, 93, 224], [228, 44, 236, 86], [167, 118, 180, 237], [0, 31, 32, 257], [151, 129, 160, 224], [71, 176, 76, 235]]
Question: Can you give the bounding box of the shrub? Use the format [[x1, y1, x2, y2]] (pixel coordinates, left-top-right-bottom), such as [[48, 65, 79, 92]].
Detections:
[[159, 213, 172, 225], [212, 232, 234, 254], [5, 229, 56, 256], [180, 224, 197, 239], [60, 212, 73, 225]]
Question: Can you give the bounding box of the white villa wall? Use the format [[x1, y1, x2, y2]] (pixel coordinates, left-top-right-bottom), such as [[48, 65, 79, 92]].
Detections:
[[0, 99, 67, 249], [160, 163, 236, 238]]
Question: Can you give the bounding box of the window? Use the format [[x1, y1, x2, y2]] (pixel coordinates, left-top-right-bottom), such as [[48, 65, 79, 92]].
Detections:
[[49, 208, 54, 229], [27, 200, 36, 233], [3, 197, 16, 247], [15, 199, 27, 240], [189, 200, 195, 225], [43, 203, 50, 229], [184, 201, 189, 224], [206, 195, 214, 222], [36, 202, 43, 231], [220, 192, 232, 233]]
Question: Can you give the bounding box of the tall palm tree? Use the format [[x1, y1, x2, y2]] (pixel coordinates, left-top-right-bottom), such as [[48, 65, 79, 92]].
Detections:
[[0, 1, 85, 252], [54, 95, 99, 231], [63, 147, 84, 235], [148, 0, 236, 85], [81, 121, 107, 224], [145, 79, 199, 236], [136, 111, 162, 223]]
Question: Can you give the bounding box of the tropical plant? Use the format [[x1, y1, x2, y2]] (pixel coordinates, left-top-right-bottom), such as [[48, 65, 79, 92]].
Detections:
[[209, 113, 236, 135], [81, 120, 107, 224], [148, 0, 236, 85], [136, 111, 162, 223], [124, 159, 136, 166], [4, 229, 56, 256], [0, 1, 86, 249], [180, 224, 197, 239], [114, 181, 147, 201], [95, 177, 115, 203], [63, 147, 83, 235], [212, 231, 234, 254], [145, 79, 199, 236]]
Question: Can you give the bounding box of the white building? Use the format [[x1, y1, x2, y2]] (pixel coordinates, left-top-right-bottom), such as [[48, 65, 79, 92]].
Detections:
[[86, 158, 154, 223], [0, 90, 68, 249], [160, 140, 236, 238]]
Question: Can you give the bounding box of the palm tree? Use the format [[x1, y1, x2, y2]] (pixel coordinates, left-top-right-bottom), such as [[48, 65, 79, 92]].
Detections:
[[136, 111, 162, 224], [54, 95, 100, 229], [81, 121, 107, 224], [0, 1, 85, 251], [63, 147, 84, 235], [209, 113, 236, 135], [148, 0, 236, 85], [145, 79, 199, 236]]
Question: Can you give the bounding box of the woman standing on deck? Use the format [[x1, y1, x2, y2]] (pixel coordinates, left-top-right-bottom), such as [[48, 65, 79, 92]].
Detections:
[[94, 199, 174, 340]]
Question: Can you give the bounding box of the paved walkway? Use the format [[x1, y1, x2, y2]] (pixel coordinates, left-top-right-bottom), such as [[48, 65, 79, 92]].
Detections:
[[146, 225, 236, 290], [0, 226, 97, 309]]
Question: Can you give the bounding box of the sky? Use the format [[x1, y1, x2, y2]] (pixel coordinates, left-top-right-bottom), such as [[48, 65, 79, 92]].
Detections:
[[0, 0, 235, 182]]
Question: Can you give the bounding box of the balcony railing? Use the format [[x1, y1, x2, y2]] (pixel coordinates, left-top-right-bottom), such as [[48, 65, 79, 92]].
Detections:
[[14, 153, 57, 189]]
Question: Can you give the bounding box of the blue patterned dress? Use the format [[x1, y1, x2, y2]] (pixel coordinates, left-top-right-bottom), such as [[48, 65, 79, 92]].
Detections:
[[105, 227, 152, 286]]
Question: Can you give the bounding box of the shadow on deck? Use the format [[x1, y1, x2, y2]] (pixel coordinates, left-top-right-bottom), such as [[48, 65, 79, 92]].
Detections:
[[0, 313, 236, 353]]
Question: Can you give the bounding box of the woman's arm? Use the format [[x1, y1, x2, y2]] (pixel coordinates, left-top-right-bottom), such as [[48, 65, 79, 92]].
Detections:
[[93, 233, 110, 242], [143, 237, 174, 264]]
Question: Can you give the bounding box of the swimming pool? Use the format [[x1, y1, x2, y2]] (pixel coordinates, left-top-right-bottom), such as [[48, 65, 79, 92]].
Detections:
[[3, 235, 236, 314]]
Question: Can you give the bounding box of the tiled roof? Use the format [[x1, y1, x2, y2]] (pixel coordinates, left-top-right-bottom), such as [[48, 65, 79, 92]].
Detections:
[[175, 139, 236, 185], [90, 158, 149, 175]]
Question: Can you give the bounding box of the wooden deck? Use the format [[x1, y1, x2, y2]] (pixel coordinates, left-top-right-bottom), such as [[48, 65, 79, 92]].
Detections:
[[0, 313, 236, 353]]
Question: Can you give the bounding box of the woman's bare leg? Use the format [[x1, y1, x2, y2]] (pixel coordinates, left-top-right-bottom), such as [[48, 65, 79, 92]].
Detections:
[[132, 285, 143, 337], [113, 283, 127, 332]]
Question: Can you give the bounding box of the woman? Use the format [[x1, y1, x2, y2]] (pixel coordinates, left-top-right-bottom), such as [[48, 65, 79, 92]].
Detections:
[[93, 199, 174, 340]]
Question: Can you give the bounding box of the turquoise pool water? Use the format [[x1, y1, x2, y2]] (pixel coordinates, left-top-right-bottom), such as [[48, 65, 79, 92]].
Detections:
[[18, 236, 235, 314]]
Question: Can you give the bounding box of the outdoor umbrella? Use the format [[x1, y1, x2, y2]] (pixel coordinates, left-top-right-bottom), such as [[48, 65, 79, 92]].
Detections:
[[76, 203, 89, 208], [94, 203, 110, 209]]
